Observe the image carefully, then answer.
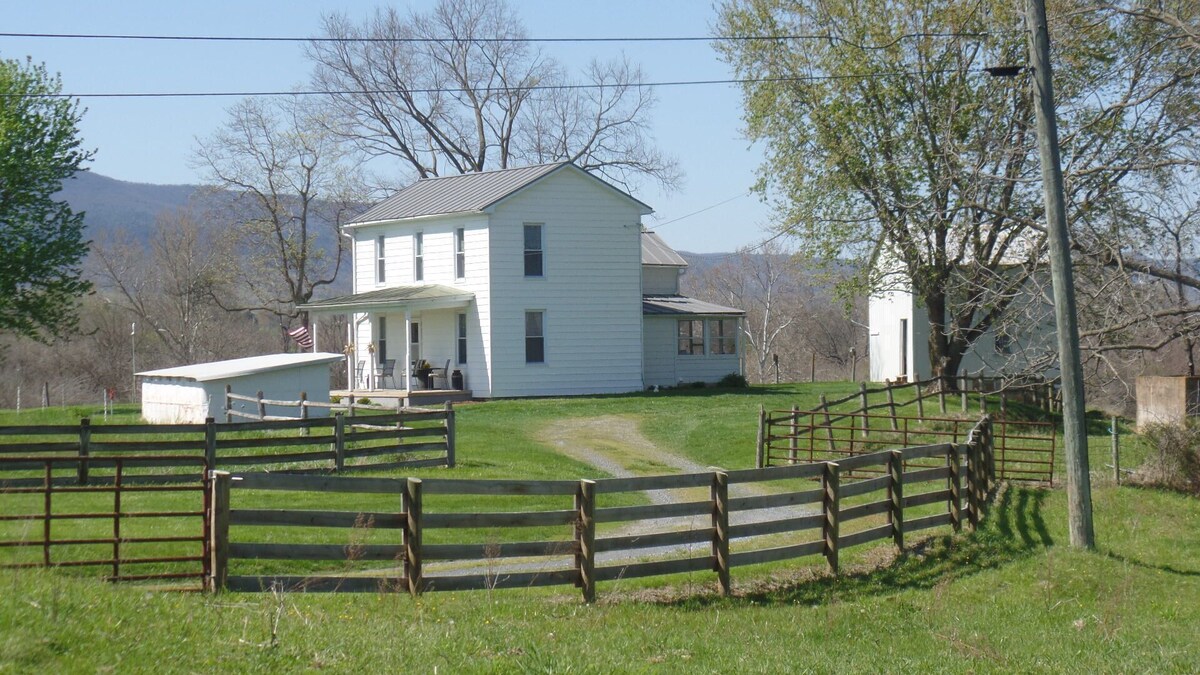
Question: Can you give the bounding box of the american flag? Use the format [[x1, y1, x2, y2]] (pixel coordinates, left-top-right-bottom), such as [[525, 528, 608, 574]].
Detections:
[[288, 324, 313, 350]]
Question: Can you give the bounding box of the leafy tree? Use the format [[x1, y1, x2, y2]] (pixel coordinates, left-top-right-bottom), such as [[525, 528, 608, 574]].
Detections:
[[716, 0, 1200, 387], [0, 57, 93, 345]]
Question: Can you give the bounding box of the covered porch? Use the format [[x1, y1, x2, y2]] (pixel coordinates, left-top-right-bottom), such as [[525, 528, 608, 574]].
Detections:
[[301, 284, 475, 397]]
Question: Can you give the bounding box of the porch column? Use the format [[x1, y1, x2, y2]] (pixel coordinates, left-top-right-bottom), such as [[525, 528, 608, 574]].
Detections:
[[311, 316, 319, 353], [404, 309, 413, 391]]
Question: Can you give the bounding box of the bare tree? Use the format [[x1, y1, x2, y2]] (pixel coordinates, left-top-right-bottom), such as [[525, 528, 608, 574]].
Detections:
[[307, 0, 680, 191], [90, 209, 235, 365], [193, 95, 361, 336]]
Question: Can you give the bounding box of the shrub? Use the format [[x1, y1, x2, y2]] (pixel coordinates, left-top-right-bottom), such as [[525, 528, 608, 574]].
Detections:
[[1135, 423, 1200, 495], [357, 397, 372, 405], [330, 395, 342, 404], [718, 373, 749, 389]]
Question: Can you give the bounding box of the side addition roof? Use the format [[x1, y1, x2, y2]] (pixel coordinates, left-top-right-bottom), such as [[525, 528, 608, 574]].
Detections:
[[642, 295, 744, 317], [349, 162, 653, 225], [641, 230, 689, 267]]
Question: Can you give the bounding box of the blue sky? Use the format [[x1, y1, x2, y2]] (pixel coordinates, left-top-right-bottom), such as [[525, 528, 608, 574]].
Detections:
[[2, 0, 776, 254]]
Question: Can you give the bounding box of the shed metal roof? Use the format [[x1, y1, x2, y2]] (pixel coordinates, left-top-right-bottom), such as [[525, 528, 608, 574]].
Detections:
[[348, 162, 652, 225], [299, 284, 475, 314], [642, 295, 744, 316], [641, 231, 689, 267], [139, 353, 344, 382]]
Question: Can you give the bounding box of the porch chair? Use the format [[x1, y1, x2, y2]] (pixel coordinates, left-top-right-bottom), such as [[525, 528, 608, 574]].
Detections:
[[376, 359, 397, 389], [431, 359, 451, 389]]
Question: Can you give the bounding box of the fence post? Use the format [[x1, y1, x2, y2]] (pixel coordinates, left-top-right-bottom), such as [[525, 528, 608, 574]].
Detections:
[[979, 390, 986, 414], [204, 417, 217, 471], [256, 391, 266, 420], [209, 470, 231, 592], [948, 444, 962, 532], [859, 382, 870, 438], [333, 413, 345, 472], [444, 401, 456, 468], [820, 395, 836, 453], [755, 405, 766, 469], [939, 377, 947, 414], [999, 392, 1007, 418], [888, 450, 904, 551], [915, 381, 925, 418], [1111, 416, 1120, 485], [225, 384, 233, 423], [712, 471, 731, 596], [577, 479, 596, 603], [886, 384, 899, 431], [966, 434, 981, 530], [789, 405, 799, 463], [77, 417, 91, 486], [404, 478, 423, 596], [960, 388, 968, 414], [299, 392, 309, 436], [822, 462, 841, 575], [982, 417, 996, 499]]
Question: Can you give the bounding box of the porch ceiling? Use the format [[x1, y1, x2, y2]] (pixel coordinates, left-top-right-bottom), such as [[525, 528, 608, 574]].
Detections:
[[300, 284, 475, 314]]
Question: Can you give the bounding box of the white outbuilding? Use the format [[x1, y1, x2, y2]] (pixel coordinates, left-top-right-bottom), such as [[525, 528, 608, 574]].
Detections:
[[138, 353, 344, 424]]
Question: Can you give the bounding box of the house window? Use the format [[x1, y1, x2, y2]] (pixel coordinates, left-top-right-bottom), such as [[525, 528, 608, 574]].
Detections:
[[457, 313, 468, 365], [709, 319, 737, 355], [377, 317, 388, 363], [525, 311, 545, 363], [410, 321, 421, 362], [413, 232, 424, 281], [455, 227, 466, 279], [376, 235, 386, 284], [899, 318, 909, 379], [678, 320, 704, 355], [524, 224, 543, 277]]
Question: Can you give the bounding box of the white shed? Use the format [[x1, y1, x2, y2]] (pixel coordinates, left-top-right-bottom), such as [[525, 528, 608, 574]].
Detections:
[[138, 353, 344, 424]]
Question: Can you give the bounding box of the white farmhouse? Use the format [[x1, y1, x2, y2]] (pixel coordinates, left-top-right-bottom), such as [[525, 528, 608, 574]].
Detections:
[[302, 162, 744, 398], [869, 246, 1055, 383]]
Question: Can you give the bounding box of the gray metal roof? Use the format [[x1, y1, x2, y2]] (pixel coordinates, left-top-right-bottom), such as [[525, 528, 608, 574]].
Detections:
[[299, 284, 475, 314], [641, 231, 689, 267], [642, 295, 744, 316], [349, 162, 652, 225], [139, 353, 344, 382]]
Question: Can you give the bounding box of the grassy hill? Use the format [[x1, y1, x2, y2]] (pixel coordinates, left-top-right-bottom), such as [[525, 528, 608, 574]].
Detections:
[[1, 386, 1197, 671]]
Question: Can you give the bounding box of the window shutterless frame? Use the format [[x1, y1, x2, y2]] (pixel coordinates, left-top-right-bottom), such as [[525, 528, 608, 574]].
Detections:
[[525, 310, 545, 363], [523, 224, 543, 277], [455, 227, 466, 279]]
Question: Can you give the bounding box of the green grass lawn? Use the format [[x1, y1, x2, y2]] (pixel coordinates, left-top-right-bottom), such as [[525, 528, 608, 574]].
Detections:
[[1, 384, 1196, 671]]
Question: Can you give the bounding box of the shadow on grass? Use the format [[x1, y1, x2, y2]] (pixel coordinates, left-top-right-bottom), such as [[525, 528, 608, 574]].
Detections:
[[1099, 550, 1200, 577], [668, 485, 1053, 609]]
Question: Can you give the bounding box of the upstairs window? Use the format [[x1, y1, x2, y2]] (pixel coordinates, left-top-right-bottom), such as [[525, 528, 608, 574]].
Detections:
[[678, 320, 704, 356], [709, 319, 737, 355], [375, 235, 386, 284], [413, 232, 424, 281], [455, 227, 466, 279], [525, 311, 545, 363], [524, 224, 543, 277]]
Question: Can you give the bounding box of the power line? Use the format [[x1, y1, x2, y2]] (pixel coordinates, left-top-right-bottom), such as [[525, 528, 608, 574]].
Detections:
[[3, 68, 994, 99], [649, 191, 752, 230], [0, 30, 993, 45]]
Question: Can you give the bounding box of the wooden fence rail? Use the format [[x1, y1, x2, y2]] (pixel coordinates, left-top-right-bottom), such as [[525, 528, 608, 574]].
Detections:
[[223, 385, 411, 423], [208, 417, 996, 602], [756, 383, 1055, 484], [0, 406, 454, 488]]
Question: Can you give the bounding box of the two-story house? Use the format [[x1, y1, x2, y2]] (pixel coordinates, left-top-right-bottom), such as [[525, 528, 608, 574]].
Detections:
[[301, 162, 744, 398]]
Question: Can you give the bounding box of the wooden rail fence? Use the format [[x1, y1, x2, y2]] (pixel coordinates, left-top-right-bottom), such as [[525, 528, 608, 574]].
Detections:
[[0, 407, 454, 489], [223, 386, 415, 422], [755, 381, 1055, 484], [207, 418, 996, 601]]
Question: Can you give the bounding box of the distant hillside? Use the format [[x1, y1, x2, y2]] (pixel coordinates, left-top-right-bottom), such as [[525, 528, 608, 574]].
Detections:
[[56, 171, 200, 239]]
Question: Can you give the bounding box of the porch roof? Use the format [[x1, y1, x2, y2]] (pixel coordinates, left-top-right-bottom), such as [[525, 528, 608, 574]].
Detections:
[[300, 284, 475, 314], [642, 294, 744, 317]]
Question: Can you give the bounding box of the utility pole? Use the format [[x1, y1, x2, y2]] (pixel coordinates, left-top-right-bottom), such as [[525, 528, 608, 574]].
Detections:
[[1026, 0, 1095, 548]]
